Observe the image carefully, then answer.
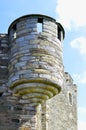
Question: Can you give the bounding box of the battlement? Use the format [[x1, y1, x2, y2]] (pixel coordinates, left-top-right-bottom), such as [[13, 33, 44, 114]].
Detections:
[[8, 14, 65, 41]]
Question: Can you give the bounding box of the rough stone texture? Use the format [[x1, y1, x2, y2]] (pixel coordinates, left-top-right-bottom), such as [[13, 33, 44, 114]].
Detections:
[[0, 14, 77, 130], [41, 72, 77, 130], [0, 34, 8, 94], [8, 15, 64, 106]]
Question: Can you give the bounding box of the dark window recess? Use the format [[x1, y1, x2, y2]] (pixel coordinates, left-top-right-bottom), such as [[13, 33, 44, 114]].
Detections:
[[66, 79, 69, 82], [13, 24, 16, 30], [12, 119, 20, 123], [0, 92, 3, 97], [37, 18, 43, 33], [38, 18, 43, 23], [12, 24, 17, 38], [69, 93, 73, 105], [58, 27, 61, 41], [65, 72, 68, 74]]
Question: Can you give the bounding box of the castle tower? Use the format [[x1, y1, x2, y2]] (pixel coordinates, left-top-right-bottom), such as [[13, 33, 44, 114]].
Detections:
[[0, 14, 77, 130], [7, 14, 65, 129], [8, 14, 65, 106]]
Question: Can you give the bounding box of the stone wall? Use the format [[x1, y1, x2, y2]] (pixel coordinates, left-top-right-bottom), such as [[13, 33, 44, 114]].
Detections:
[[0, 14, 77, 130], [0, 73, 77, 130], [41, 72, 77, 130], [8, 15, 64, 106], [0, 34, 8, 94]]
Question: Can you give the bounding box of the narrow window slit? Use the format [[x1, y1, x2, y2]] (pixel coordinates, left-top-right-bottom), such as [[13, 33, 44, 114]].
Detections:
[[12, 24, 17, 39], [58, 26, 61, 41], [69, 93, 73, 105], [37, 18, 43, 33]]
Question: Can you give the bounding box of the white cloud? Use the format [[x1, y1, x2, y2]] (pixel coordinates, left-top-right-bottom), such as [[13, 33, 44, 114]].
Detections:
[[56, 0, 86, 29], [70, 37, 86, 57], [73, 71, 86, 84], [78, 121, 86, 130]]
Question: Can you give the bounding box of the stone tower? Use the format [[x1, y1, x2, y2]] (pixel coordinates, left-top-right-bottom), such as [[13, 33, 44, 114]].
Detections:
[[0, 14, 77, 130]]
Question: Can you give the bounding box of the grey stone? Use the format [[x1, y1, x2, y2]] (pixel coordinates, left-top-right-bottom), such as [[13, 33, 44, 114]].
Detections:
[[0, 14, 77, 130]]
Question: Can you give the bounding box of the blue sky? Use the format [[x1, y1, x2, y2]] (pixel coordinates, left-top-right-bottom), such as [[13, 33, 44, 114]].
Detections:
[[0, 0, 86, 129]]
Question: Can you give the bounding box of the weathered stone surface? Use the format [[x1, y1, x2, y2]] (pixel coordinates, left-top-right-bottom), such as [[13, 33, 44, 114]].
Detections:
[[0, 14, 77, 130], [42, 72, 77, 130]]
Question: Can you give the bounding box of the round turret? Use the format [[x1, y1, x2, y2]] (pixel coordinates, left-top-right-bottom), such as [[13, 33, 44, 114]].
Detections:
[[8, 14, 65, 105]]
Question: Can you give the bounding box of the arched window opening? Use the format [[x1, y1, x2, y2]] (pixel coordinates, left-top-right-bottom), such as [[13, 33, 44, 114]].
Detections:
[[37, 18, 43, 33], [68, 92, 73, 105]]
